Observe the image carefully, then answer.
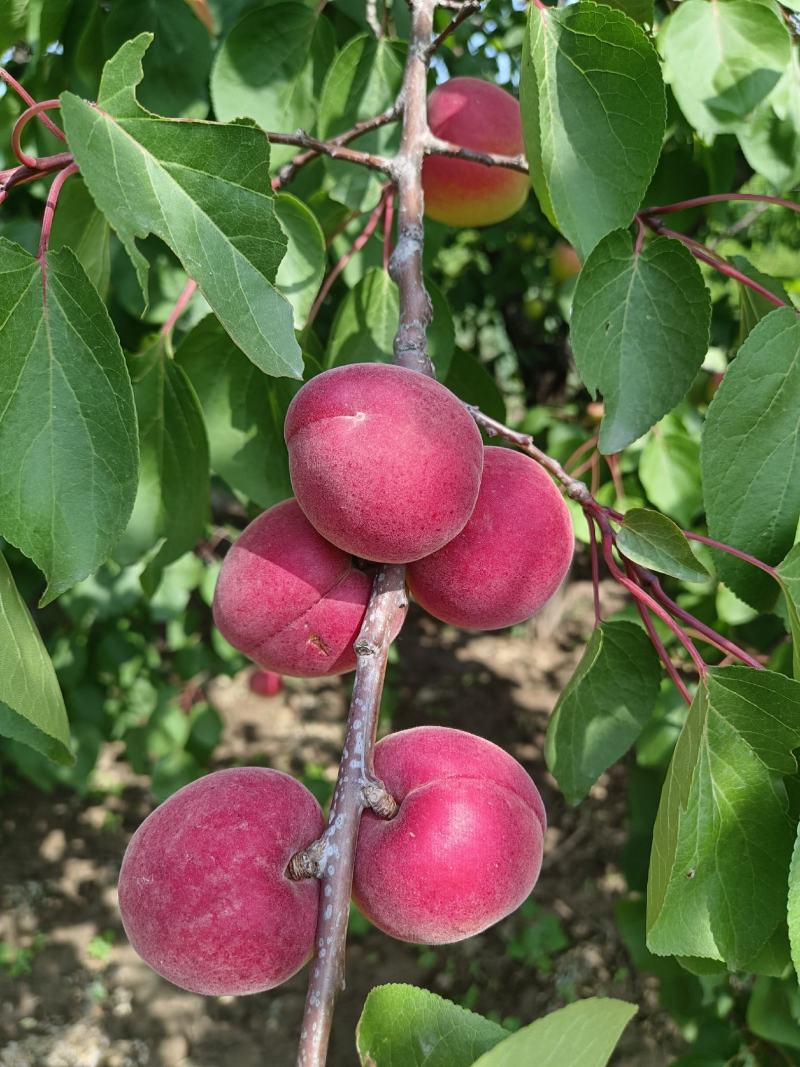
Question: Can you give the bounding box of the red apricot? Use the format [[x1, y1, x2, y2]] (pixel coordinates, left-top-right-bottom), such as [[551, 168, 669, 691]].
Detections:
[[213, 499, 373, 677], [352, 726, 546, 944], [407, 447, 574, 630], [285, 363, 483, 563], [422, 77, 529, 228], [550, 242, 582, 283], [118, 768, 324, 995], [249, 669, 283, 697]]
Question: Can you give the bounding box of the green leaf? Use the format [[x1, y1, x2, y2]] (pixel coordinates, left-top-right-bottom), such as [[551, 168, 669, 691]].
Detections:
[[777, 544, 800, 680], [444, 348, 506, 425], [658, 0, 792, 142], [318, 34, 404, 211], [747, 975, 800, 1050], [738, 50, 800, 192], [571, 231, 711, 453], [60, 35, 302, 380], [175, 316, 295, 508], [103, 0, 213, 119], [731, 255, 791, 345], [327, 267, 454, 379], [617, 509, 709, 584], [115, 337, 209, 571], [600, 0, 653, 24], [788, 819, 800, 982], [356, 983, 509, 1066], [473, 998, 637, 1067], [701, 308, 800, 610], [0, 240, 138, 604], [545, 621, 662, 806], [647, 667, 800, 969], [639, 425, 702, 528], [0, 551, 72, 765], [48, 176, 111, 297], [211, 3, 334, 168], [274, 194, 326, 330], [521, 1, 665, 258]]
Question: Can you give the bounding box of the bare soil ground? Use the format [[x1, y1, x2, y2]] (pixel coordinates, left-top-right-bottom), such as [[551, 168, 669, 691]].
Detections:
[[0, 579, 684, 1067]]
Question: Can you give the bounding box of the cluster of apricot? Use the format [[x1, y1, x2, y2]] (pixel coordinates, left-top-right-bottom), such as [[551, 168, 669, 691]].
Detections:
[[118, 364, 572, 996], [118, 80, 571, 1000]]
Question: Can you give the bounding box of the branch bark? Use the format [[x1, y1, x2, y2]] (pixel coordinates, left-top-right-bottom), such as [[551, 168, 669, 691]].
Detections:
[[294, 2, 439, 1064]]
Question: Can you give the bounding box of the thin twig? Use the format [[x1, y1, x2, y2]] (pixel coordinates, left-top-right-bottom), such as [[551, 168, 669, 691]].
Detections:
[[427, 0, 481, 55], [625, 563, 693, 706], [0, 151, 74, 205], [267, 130, 393, 175], [642, 215, 789, 310], [641, 192, 800, 217], [161, 279, 198, 338], [271, 106, 401, 190], [37, 162, 79, 293], [426, 135, 529, 173], [11, 99, 62, 168], [305, 188, 390, 331], [0, 69, 65, 141]]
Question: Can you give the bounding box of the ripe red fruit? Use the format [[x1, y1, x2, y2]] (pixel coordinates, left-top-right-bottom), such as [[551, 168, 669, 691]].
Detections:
[[213, 499, 377, 677], [118, 768, 324, 995], [352, 726, 546, 944], [285, 363, 483, 563], [422, 77, 529, 228], [249, 669, 283, 697], [407, 447, 574, 630], [550, 241, 582, 283]]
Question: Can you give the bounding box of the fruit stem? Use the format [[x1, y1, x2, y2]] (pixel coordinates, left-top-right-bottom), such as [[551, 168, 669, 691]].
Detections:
[[11, 99, 63, 168]]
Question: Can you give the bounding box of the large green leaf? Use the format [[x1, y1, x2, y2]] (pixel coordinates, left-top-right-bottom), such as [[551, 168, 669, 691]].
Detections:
[[647, 667, 800, 969], [356, 984, 509, 1067], [114, 338, 209, 571], [658, 0, 791, 143], [175, 316, 295, 509], [473, 998, 637, 1067], [274, 193, 326, 330], [545, 621, 662, 806], [211, 3, 334, 168], [103, 0, 213, 118], [520, 1, 665, 258], [701, 308, 800, 610], [571, 231, 711, 453], [0, 240, 138, 604], [777, 544, 800, 680], [318, 34, 404, 211], [60, 34, 302, 380], [0, 551, 72, 765], [617, 509, 709, 584]]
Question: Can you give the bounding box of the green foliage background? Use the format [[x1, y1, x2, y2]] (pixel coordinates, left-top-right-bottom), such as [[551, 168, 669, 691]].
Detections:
[[1, 0, 800, 1061]]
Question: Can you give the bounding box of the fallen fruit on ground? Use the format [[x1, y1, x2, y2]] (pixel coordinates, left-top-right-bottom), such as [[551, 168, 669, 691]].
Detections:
[[408, 447, 574, 630], [285, 363, 484, 563], [352, 725, 546, 943], [118, 768, 324, 995], [422, 77, 529, 228], [213, 498, 376, 677]]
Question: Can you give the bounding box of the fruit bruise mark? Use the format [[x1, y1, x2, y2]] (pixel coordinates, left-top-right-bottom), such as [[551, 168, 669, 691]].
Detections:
[[308, 633, 332, 656]]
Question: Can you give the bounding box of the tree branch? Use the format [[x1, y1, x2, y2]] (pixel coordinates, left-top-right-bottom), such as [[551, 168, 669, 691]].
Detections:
[[426, 0, 481, 55], [294, 1, 443, 1063], [294, 566, 408, 1067], [270, 107, 402, 190], [388, 0, 437, 375], [426, 135, 529, 174]]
